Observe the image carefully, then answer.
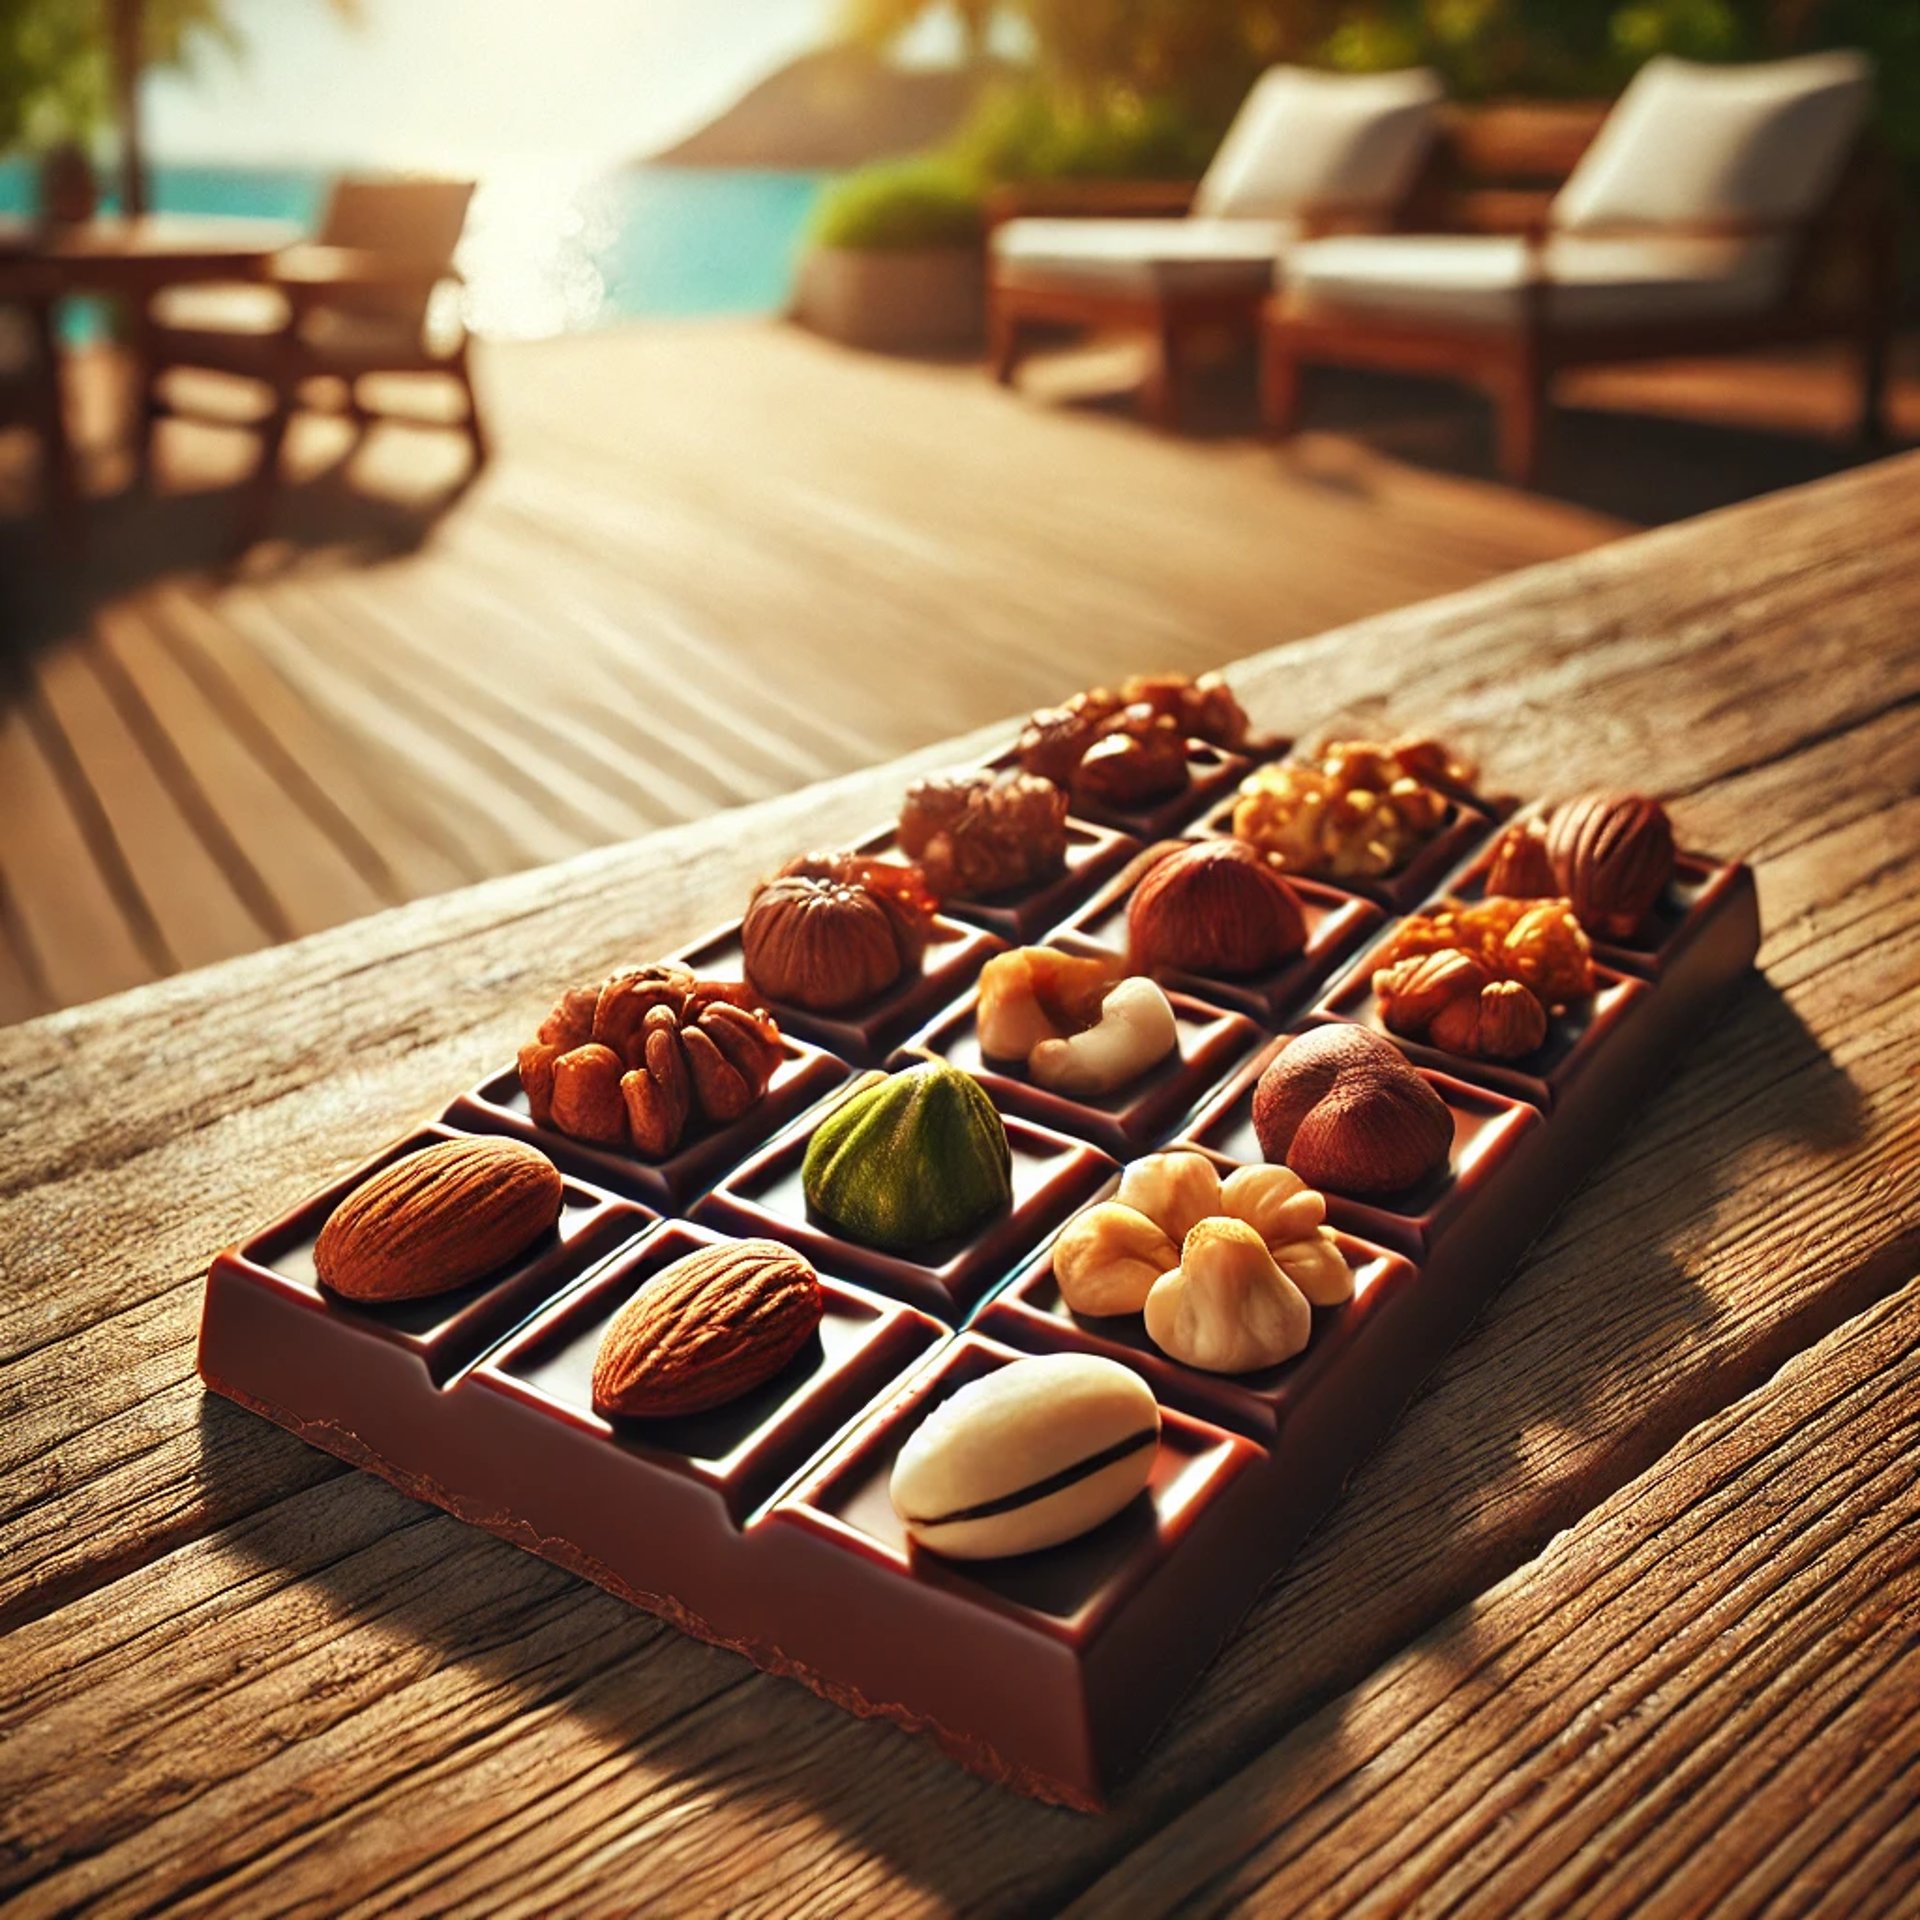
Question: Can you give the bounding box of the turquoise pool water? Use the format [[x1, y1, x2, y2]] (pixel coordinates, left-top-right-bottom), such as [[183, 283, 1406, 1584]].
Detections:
[[0, 161, 829, 334]]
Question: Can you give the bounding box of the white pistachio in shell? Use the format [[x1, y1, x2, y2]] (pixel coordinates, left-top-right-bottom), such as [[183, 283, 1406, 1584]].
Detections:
[[1145, 1218, 1313, 1373], [888, 1352, 1160, 1560], [1029, 976, 1179, 1096], [1053, 1200, 1180, 1316], [1116, 1150, 1223, 1247]]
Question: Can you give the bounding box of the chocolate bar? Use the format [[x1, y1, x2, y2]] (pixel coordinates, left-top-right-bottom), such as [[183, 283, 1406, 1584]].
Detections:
[[200, 720, 1760, 1809]]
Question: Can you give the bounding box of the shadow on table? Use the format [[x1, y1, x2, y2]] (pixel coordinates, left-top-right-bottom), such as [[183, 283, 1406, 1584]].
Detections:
[[198, 973, 1873, 1911]]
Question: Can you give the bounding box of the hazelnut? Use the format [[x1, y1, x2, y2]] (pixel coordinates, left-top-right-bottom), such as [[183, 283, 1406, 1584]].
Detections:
[[1145, 1218, 1311, 1374], [1546, 792, 1675, 939], [1252, 1026, 1453, 1197], [1116, 1149, 1224, 1246], [1053, 1200, 1180, 1316], [1074, 723, 1189, 807], [742, 852, 937, 1013], [1126, 841, 1307, 979]]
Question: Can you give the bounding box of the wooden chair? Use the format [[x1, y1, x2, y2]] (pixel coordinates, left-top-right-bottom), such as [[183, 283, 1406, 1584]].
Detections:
[[139, 177, 484, 529], [0, 259, 80, 543], [987, 66, 1446, 428], [1260, 54, 1896, 485]]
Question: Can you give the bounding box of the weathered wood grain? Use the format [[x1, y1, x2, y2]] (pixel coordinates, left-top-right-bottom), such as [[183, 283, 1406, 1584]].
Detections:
[[1, 453, 1916, 1915], [1067, 1278, 1920, 1920]]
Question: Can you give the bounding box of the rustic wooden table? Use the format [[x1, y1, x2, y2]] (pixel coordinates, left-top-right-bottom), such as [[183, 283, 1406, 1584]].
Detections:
[[3, 452, 1916, 1917]]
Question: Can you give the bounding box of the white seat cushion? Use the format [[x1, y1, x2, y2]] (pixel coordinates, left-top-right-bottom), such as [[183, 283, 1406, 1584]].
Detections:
[[1193, 65, 1442, 220], [1553, 51, 1872, 233], [148, 282, 292, 334], [1288, 231, 1787, 330], [993, 217, 1300, 297]]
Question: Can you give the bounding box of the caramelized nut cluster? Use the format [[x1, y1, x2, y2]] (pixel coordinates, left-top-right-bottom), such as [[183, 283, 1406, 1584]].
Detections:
[[897, 768, 1069, 899], [1016, 671, 1248, 809], [1232, 737, 1470, 881], [518, 964, 784, 1159], [1372, 895, 1594, 1008]]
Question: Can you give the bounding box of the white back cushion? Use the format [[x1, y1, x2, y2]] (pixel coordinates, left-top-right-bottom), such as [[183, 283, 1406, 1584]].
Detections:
[[1193, 66, 1443, 220], [1554, 51, 1872, 232]]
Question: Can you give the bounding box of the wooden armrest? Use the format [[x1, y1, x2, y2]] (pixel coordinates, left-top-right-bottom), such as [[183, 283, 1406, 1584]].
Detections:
[[984, 179, 1198, 229]]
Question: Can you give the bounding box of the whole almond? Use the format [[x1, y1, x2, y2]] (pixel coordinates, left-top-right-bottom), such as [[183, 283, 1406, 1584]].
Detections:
[[314, 1137, 565, 1303], [592, 1238, 823, 1418], [1546, 791, 1675, 939]]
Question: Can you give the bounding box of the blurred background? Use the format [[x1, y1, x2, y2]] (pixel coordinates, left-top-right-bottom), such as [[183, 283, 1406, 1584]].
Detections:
[[0, 0, 1913, 1025]]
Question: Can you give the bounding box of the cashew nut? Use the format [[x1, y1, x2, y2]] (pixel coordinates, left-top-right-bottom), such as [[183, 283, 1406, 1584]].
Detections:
[[1030, 976, 1179, 1096]]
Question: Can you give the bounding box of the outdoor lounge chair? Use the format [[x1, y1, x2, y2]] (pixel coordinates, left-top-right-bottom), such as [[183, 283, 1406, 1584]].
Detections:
[[988, 66, 1444, 427], [140, 177, 484, 532], [1260, 52, 1892, 484], [0, 261, 78, 542]]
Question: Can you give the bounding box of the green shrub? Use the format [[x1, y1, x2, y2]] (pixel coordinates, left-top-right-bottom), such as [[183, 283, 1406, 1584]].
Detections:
[[809, 155, 986, 250], [949, 81, 1219, 182]]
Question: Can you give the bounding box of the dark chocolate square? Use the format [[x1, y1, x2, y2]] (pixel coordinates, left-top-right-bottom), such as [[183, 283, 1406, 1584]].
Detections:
[[889, 987, 1262, 1159], [1177, 1037, 1543, 1260], [1313, 946, 1650, 1112], [672, 917, 1005, 1067], [1193, 788, 1496, 914], [208, 1125, 656, 1387], [442, 1032, 850, 1211], [853, 813, 1140, 944], [1045, 848, 1383, 1025], [1446, 841, 1760, 983], [692, 1106, 1118, 1324], [768, 1332, 1262, 1635], [470, 1220, 949, 1526], [987, 740, 1258, 840], [974, 1229, 1417, 1444]]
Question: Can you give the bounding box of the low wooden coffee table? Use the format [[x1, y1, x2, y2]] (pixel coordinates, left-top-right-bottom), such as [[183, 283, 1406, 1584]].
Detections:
[[3, 452, 1915, 1914]]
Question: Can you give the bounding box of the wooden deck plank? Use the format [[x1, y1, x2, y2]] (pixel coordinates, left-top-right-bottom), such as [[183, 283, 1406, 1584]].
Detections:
[[0, 455, 1914, 1916], [142, 587, 461, 905], [89, 601, 393, 939], [0, 698, 166, 1004], [1065, 1280, 1920, 1920]]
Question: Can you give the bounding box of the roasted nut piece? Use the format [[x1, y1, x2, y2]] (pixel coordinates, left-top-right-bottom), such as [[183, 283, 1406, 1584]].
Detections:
[[1119, 671, 1250, 749], [517, 966, 785, 1160], [1218, 1162, 1326, 1257], [1030, 975, 1179, 1096], [1145, 1218, 1312, 1373], [1231, 736, 1466, 880], [1015, 689, 1120, 785], [1117, 1149, 1225, 1246], [591, 1239, 823, 1418], [890, 1353, 1160, 1559], [977, 947, 1120, 1060], [1252, 1025, 1453, 1197], [315, 1137, 565, 1303], [1073, 713, 1190, 807], [897, 769, 1070, 899], [1053, 1200, 1181, 1316], [1373, 948, 1549, 1061], [1374, 949, 1493, 1035], [1127, 840, 1307, 979], [1372, 895, 1594, 1007], [1546, 791, 1676, 939], [1485, 817, 1558, 899], [742, 851, 937, 1012]]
